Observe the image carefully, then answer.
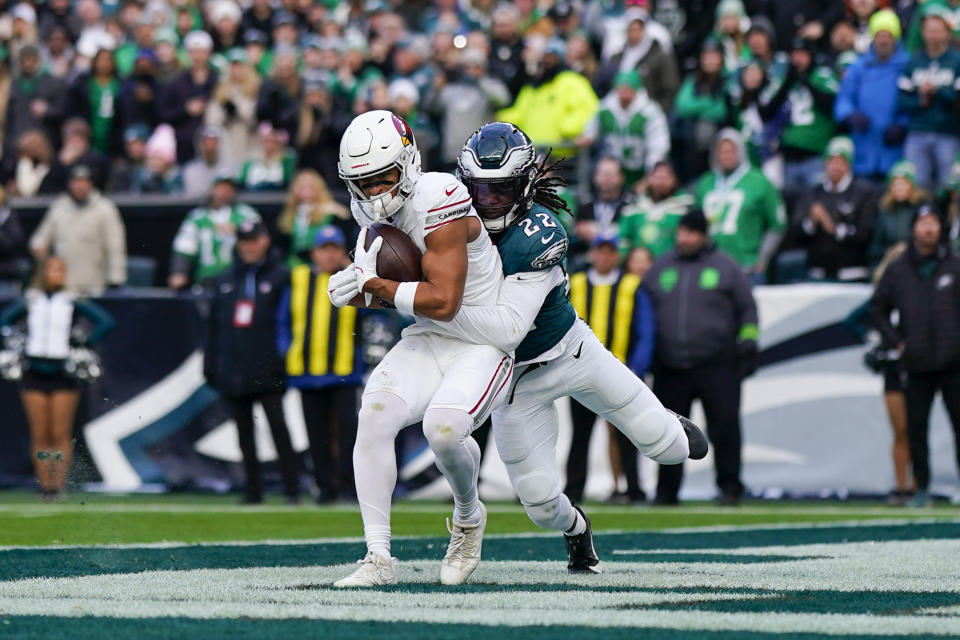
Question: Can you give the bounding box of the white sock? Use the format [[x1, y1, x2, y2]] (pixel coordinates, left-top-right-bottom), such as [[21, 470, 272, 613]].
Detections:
[[563, 504, 586, 537], [354, 392, 410, 561], [423, 408, 482, 525]]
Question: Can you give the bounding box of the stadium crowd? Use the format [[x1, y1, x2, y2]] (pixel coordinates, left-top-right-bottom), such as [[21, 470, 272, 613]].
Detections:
[[2, 0, 960, 505]]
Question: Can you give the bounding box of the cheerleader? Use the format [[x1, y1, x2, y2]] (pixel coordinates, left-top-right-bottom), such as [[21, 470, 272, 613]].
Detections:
[[0, 256, 113, 500]]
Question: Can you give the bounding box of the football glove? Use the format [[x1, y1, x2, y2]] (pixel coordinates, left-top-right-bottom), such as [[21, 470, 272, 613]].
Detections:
[[328, 264, 360, 307], [354, 227, 383, 306]]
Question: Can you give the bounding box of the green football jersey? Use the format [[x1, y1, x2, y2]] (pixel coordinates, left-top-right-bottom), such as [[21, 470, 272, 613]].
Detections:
[[172, 203, 262, 282], [494, 204, 577, 362], [618, 191, 695, 258], [775, 66, 839, 154], [695, 167, 786, 268]]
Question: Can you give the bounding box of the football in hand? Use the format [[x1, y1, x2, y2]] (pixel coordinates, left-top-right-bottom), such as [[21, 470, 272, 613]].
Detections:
[[365, 223, 423, 282]]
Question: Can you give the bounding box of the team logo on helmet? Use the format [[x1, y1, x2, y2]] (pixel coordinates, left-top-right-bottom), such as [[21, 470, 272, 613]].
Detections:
[[392, 114, 413, 147]]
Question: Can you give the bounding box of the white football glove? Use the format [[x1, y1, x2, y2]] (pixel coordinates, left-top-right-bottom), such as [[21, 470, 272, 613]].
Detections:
[[354, 227, 383, 306], [328, 264, 360, 307]]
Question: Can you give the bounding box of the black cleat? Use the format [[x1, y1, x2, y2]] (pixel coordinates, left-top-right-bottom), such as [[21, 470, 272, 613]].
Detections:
[[564, 504, 602, 574], [668, 409, 709, 460]]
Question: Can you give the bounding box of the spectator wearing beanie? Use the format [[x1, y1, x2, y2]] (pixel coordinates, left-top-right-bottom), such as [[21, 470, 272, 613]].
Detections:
[[898, 6, 960, 188], [4, 45, 66, 163], [793, 136, 877, 282], [118, 50, 161, 132], [643, 208, 759, 506], [158, 30, 219, 163], [835, 9, 910, 183], [871, 160, 932, 265], [137, 124, 184, 194]]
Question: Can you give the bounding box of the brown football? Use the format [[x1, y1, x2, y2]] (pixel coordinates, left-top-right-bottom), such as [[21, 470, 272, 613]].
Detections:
[[365, 223, 423, 282]]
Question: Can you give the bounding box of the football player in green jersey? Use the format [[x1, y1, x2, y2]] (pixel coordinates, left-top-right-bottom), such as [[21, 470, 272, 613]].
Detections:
[[438, 122, 708, 573]]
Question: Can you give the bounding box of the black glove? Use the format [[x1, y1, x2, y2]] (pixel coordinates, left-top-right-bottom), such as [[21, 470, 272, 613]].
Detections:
[[883, 124, 907, 146], [846, 111, 871, 133], [223, 100, 237, 118], [737, 341, 759, 379]]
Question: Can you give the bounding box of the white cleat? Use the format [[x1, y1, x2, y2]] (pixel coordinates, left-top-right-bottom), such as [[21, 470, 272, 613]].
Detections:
[[440, 502, 487, 585], [332, 551, 398, 588]]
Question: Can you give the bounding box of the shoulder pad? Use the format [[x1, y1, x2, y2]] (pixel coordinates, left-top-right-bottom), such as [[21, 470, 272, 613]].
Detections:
[[417, 173, 473, 233], [501, 207, 569, 274]]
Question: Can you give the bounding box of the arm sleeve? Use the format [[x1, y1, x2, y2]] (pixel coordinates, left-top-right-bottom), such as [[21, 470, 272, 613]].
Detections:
[[627, 287, 655, 376], [897, 66, 920, 114], [274, 285, 292, 358], [434, 267, 565, 353], [834, 64, 860, 122], [73, 299, 115, 344], [29, 209, 55, 253], [643, 103, 671, 171], [103, 202, 127, 286], [0, 299, 27, 326], [869, 268, 901, 347]]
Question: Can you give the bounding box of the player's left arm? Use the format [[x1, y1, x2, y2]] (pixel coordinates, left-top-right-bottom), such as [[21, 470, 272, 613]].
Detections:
[[360, 217, 471, 322]]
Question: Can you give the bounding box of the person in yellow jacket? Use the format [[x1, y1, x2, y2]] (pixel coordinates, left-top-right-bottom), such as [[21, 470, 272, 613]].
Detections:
[[497, 39, 599, 156], [276, 225, 363, 503]]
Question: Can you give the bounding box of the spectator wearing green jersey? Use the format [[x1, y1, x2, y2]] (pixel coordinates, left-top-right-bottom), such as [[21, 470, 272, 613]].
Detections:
[[898, 6, 960, 188], [619, 161, 694, 259], [695, 128, 787, 281], [168, 173, 262, 289], [237, 122, 296, 191], [578, 69, 669, 188], [760, 37, 840, 190]]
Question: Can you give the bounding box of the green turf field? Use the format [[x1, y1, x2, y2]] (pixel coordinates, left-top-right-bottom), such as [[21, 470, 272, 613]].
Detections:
[[1, 492, 959, 639]]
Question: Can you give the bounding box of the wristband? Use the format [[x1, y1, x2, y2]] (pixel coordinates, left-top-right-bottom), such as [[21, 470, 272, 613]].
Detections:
[[394, 281, 419, 316]]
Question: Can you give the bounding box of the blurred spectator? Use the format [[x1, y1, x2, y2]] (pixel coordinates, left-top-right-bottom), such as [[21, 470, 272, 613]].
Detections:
[[210, 0, 243, 53], [168, 175, 261, 289], [0, 256, 114, 501], [423, 48, 511, 170], [898, 6, 960, 189], [204, 220, 299, 505], [575, 157, 633, 248], [903, 0, 958, 54], [158, 30, 218, 163], [0, 187, 25, 296], [205, 49, 261, 168], [871, 160, 931, 265], [760, 37, 839, 190], [619, 161, 695, 258], [497, 39, 598, 154], [29, 165, 127, 295], [255, 44, 302, 140], [565, 233, 653, 505], [870, 206, 960, 507], [183, 126, 236, 198], [579, 70, 669, 187], [848, 0, 882, 54], [240, 0, 275, 46], [154, 29, 185, 84], [40, 26, 75, 80], [793, 136, 877, 282], [625, 245, 654, 279], [110, 124, 149, 193], [136, 124, 184, 194], [242, 29, 273, 78], [68, 49, 123, 157], [277, 169, 351, 266], [835, 10, 910, 182], [695, 128, 787, 278], [115, 15, 156, 76], [40, 118, 110, 194], [643, 208, 758, 506], [488, 3, 527, 99], [295, 79, 346, 189], [276, 226, 360, 503], [38, 0, 82, 43], [391, 35, 434, 98], [594, 9, 679, 113], [4, 45, 66, 164], [713, 0, 749, 73], [831, 20, 859, 63], [7, 129, 52, 197], [118, 50, 160, 131], [564, 31, 599, 83], [726, 60, 771, 168], [388, 79, 439, 170], [742, 17, 784, 74], [757, 0, 844, 51], [8, 3, 39, 67], [237, 122, 296, 191], [673, 38, 733, 183]]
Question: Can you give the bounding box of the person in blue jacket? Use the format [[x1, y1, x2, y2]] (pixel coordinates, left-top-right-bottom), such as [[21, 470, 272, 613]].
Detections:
[[835, 9, 910, 182]]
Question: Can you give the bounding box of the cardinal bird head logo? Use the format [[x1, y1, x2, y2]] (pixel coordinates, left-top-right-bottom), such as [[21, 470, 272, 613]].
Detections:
[[392, 113, 413, 147]]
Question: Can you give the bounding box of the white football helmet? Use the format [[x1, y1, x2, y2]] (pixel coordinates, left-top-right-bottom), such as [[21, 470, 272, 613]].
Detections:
[[338, 110, 421, 221]]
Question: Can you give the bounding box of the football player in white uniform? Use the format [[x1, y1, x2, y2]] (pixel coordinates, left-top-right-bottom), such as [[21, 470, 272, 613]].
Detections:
[[431, 123, 708, 572], [327, 111, 515, 588]]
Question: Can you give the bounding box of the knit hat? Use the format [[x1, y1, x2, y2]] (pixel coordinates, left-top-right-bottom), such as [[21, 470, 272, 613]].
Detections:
[[824, 136, 854, 164], [922, 3, 955, 29], [887, 160, 917, 185], [678, 208, 708, 234], [716, 0, 746, 19], [614, 69, 642, 89], [869, 9, 902, 41], [183, 30, 214, 52], [145, 124, 177, 164]]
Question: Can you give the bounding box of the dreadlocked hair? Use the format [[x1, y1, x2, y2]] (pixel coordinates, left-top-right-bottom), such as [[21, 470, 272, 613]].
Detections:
[[531, 149, 572, 218]]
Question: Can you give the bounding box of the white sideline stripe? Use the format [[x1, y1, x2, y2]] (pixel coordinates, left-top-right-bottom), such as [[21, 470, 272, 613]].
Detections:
[[83, 351, 205, 491], [2, 519, 958, 552]]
